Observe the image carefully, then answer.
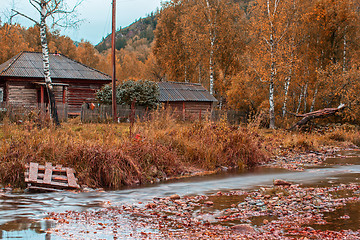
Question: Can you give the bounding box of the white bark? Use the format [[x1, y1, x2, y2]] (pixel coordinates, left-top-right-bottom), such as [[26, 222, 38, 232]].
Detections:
[[310, 85, 318, 112], [269, 47, 276, 128], [269, 74, 275, 128], [209, 40, 214, 95], [282, 50, 294, 117], [40, 1, 59, 124], [40, 5, 52, 86], [296, 85, 303, 114], [12, 0, 82, 125], [343, 33, 347, 72], [282, 75, 290, 117], [205, 0, 216, 95], [303, 82, 308, 112], [267, 0, 277, 129]]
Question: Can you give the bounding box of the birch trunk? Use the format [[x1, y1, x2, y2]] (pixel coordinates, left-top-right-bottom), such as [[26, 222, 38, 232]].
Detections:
[[269, 59, 276, 129], [343, 32, 347, 72], [209, 38, 215, 95], [303, 82, 308, 112], [40, 1, 59, 125], [205, 0, 215, 95], [282, 51, 293, 118], [266, 0, 279, 129], [282, 75, 290, 117], [310, 85, 318, 112], [282, 32, 296, 118], [268, 25, 276, 129], [296, 86, 303, 114]]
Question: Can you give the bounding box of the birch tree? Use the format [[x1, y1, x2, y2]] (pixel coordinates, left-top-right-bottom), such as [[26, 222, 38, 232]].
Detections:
[[11, 0, 82, 125], [154, 0, 187, 82], [301, 0, 358, 112], [155, 0, 245, 98], [249, 0, 291, 129], [202, 0, 217, 95]]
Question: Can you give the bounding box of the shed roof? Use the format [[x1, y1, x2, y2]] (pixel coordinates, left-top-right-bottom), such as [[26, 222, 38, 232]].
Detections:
[[158, 81, 217, 102], [0, 51, 111, 81]]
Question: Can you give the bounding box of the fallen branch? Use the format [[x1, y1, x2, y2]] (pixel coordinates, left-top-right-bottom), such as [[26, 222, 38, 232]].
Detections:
[[288, 104, 346, 130]]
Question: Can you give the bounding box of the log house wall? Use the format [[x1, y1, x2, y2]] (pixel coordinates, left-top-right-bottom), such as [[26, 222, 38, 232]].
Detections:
[[162, 101, 213, 113], [0, 78, 109, 115], [7, 81, 38, 107], [60, 81, 108, 115]]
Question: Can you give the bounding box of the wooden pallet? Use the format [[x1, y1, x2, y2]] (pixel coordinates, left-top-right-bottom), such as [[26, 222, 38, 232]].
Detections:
[[25, 162, 80, 192]]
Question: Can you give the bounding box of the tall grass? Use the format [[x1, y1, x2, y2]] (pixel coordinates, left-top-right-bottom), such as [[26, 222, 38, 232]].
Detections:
[[137, 110, 270, 169], [0, 111, 270, 189]]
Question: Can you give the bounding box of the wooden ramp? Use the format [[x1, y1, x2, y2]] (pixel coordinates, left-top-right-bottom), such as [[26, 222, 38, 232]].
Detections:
[[25, 162, 80, 192]]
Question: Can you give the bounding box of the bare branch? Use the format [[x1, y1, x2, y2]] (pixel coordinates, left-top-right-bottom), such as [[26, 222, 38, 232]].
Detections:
[[263, 36, 272, 48], [11, 9, 39, 25], [46, 0, 84, 29], [29, 0, 41, 13], [267, 0, 274, 29], [248, 58, 267, 83], [276, 21, 289, 44], [273, 0, 280, 17]]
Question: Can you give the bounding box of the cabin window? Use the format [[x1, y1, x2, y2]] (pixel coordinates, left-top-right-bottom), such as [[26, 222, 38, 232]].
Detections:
[[0, 88, 3, 102]]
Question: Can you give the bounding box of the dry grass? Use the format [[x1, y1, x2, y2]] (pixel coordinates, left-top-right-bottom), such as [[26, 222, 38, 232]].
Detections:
[[0, 111, 270, 189], [321, 124, 360, 146], [1, 110, 357, 189], [259, 124, 360, 153], [137, 110, 270, 170]]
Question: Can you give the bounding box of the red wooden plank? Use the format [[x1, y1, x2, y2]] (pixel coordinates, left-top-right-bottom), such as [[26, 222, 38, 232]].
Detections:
[[66, 168, 80, 188], [43, 162, 53, 184], [28, 163, 39, 182]]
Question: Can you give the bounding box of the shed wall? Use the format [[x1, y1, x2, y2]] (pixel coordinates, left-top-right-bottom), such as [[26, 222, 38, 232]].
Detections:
[[67, 83, 104, 114], [7, 81, 38, 107], [163, 101, 213, 113]]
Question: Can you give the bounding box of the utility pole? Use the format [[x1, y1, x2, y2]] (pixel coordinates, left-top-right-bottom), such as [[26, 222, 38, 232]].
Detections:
[[112, 0, 117, 122]]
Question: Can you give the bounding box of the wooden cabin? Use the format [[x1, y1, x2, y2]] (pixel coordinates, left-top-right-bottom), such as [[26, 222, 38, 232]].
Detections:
[[0, 52, 111, 117], [158, 81, 217, 115]]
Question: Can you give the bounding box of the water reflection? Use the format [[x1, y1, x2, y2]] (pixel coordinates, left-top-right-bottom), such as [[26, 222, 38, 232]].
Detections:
[[312, 201, 360, 231], [0, 150, 358, 238], [0, 218, 54, 239]]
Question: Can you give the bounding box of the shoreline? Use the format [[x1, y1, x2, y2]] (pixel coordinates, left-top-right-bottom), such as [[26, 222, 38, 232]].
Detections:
[[47, 147, 360, 239]]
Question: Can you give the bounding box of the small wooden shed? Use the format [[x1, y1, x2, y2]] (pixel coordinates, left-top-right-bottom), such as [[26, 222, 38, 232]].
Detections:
[[0, 51, 111, 117], [158, 81, 217, 114]]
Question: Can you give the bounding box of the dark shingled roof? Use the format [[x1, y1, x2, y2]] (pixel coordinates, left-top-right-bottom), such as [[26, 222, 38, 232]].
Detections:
[[0, 51, 111, 81], [158, 81, 217, 102]]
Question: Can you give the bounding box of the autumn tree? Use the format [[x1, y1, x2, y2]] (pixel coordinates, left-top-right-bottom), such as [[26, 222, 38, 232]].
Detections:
[[75, 40, 100, 69], [300, 0, 360, 113], [0, 23, 31, 63], [246, 0, 295, 128], [154, 0, 246, 101], [143, 52, 165, 82], [154, 0, 187, 82]]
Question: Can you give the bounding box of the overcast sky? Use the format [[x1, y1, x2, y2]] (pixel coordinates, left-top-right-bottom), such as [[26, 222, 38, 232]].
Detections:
[[0, 0, 162, 45]]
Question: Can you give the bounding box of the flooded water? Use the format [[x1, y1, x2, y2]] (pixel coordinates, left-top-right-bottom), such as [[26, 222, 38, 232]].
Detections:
[[0, 150, 359, 239]]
